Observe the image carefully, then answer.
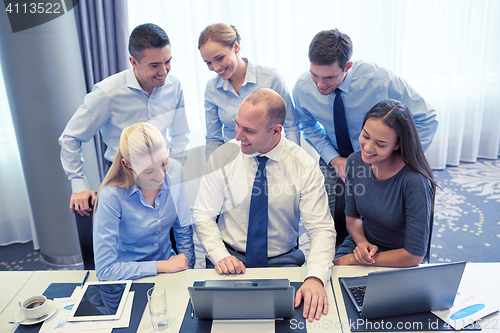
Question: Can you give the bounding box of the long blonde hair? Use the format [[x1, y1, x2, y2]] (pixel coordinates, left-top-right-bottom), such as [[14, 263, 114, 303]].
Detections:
[[96, 122, 167, 201]]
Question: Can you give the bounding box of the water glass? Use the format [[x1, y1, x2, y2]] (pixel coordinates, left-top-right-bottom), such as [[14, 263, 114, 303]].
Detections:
[[147, 287, 169, 331]]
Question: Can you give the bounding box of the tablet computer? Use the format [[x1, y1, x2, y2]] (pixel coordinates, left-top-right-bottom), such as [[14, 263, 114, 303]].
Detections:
[[67, 280, 132, 322]]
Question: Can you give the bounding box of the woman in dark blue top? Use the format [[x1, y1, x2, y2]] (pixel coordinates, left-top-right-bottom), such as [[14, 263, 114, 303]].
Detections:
[[334, 99, 437, 267]]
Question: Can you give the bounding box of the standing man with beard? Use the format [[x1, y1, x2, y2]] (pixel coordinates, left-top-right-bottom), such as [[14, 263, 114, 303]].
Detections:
[[293, 29, 437, 248], [59, 23, 189, 217]]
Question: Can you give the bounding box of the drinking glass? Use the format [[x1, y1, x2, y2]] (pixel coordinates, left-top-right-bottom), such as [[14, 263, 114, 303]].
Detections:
[[147, 287, 169, 331]]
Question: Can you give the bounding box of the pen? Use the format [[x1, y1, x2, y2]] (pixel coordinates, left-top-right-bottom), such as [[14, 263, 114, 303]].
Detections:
[[81, 270, 89, 288], [190, 299, 194, 319]]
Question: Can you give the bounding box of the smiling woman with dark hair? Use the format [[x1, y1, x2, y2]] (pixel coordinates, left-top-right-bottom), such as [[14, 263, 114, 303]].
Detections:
[[334, 99, 436, 267]]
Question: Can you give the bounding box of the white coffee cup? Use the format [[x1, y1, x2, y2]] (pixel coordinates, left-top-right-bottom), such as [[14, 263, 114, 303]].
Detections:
[[18, 295, 49, 320]]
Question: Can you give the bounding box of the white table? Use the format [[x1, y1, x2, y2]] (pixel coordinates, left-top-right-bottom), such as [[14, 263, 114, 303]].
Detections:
[[0, 270, 90, 333], [331, 263, 500, 333], [137, 266, 340, 333], [3, 264, 498, 333], [0, 271, 35, 315], [0, 267, 339, 333]]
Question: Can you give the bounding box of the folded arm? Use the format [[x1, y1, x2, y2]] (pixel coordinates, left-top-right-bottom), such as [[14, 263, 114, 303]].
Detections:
[[335, 215, 423, 267]]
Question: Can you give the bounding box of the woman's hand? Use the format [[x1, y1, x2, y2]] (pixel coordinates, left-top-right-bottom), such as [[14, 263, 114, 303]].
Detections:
[[157, 253, 189, 273], [353, 242, 378, 265], [333, 254, 357, 265]]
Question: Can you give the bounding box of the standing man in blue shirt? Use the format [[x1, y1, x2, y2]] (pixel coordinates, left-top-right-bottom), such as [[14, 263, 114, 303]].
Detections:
[[59, 23, 189, 217], [293, 29, 438, 247]]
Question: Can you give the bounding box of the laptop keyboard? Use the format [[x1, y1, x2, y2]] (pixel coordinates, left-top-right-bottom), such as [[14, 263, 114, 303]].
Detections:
[[349, 286, 366, 307]]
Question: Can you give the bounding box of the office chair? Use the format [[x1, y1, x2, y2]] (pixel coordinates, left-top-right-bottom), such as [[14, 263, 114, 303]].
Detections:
[[422, 210, 435, 264], [74, 197, 178, 270], [74, 200, 95, 270], [333, 178, 349, 250]]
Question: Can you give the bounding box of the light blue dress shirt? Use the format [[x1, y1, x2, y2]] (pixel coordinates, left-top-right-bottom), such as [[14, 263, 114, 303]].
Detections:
[[93, 159, 195, 281], [59, 68, 190, 193], [204, 59, 300, 158], [293, 60, 438, 164]]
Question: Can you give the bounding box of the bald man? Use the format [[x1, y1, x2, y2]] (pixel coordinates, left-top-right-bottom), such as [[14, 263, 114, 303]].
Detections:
[[193, 88, 336, 322]]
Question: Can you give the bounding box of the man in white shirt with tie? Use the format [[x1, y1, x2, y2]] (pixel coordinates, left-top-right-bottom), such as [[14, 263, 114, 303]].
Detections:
[[193, 88, 336, 322]]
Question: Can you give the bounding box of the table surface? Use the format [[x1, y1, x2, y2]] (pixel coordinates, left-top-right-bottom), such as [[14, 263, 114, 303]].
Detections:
[[0, 267, 340, 333], [0, 271, 35, 315], [331, 263, 500, 333], [0, 263, 498, 333]]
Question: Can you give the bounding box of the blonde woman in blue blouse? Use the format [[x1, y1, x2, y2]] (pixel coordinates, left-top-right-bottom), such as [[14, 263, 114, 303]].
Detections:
[[93, 122, 194, 281], [198, 23, 300, 159]]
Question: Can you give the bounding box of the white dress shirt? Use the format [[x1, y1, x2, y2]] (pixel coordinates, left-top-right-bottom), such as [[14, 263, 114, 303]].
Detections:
[[192, 135, 336, 285]]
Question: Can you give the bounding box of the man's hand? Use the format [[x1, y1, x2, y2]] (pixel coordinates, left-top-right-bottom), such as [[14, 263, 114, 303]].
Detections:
[[70, 190, 97, 216], [214, 256, 246, 274], [294, 277, 328, 322], [329, 156, 348, 182], [157, 253, 189, 273]]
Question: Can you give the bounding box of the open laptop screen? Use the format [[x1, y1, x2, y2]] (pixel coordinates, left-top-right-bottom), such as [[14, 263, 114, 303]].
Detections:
[[340, 262, 466, 319]]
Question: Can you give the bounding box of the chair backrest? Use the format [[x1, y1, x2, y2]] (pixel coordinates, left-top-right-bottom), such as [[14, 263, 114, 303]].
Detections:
[[74, 203, 95, 270], [422, 210, 434, 264], [75, 199, 178, 270]]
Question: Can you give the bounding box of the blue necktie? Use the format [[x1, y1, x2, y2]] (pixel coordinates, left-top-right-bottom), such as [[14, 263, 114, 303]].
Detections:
[[246, 156, 269, 268], [334, 88, 354, 157]]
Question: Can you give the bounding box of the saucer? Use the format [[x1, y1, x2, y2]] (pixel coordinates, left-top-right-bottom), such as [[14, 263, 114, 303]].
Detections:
[[14, 299, 57, 325]]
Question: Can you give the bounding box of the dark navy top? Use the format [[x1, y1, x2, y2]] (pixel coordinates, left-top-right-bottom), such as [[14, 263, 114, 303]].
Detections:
[[344, 151, 433, 256]]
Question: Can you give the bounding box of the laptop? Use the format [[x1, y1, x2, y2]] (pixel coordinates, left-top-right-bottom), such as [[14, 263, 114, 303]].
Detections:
[[187, 279, 295, 319], [340, 261, 466, 319]]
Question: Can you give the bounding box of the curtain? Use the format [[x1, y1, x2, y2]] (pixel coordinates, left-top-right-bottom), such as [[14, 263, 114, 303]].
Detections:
[[0, 64, 37, 247], [127, 0, 500, 170], [74, 0, 130, 180], [0, 0, 129, 247]]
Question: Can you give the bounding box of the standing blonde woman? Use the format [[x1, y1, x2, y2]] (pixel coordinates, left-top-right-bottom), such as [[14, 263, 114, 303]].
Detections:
[[198, 23, 300, 158], [93, 122, 194, 281]]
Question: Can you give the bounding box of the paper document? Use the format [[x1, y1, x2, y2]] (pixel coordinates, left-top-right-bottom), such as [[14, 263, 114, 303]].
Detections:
[[432, 286, 499, 330], [211, 319, 275, 333]]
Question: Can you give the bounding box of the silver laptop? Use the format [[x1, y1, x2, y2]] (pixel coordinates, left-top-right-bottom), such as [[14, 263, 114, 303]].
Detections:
[[340, 262, 466, 319], [188, 279, 295, 319]]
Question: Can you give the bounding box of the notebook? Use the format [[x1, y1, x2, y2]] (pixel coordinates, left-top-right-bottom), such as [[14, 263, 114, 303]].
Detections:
[[187, 278, 295, 319], [340, 262, 466, 319]]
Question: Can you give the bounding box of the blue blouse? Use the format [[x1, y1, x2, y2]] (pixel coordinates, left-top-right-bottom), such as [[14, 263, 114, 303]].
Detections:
[[93, 159, 194, 281], [204, 59, 300, 158]]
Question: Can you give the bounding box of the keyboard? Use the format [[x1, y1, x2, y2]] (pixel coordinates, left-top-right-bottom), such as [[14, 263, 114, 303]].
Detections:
[[349, 286, 366, 307]]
